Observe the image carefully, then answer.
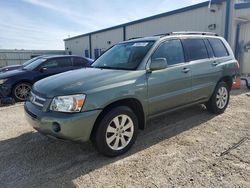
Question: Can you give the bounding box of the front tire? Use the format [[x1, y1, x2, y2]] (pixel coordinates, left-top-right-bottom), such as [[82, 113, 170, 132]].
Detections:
[[12, 82, 32, 102], [206, 82, 230, 114], [93, 106, 138, 157]]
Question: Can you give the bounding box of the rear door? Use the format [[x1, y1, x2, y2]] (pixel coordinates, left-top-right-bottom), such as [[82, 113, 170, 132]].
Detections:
[[147, 39, 192, 116], [182, 38, 219, 102], [208, 38, 231, 68]]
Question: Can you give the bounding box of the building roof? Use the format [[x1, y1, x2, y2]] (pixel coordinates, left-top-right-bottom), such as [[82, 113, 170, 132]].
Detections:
[[43, 55, 86, 59], [64, 0, 225, 41]]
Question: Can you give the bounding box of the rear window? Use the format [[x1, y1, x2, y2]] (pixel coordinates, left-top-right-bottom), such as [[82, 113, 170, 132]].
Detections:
[[182, 39, 208, 61], [208, 38, 229, 57], [73, 57, 88, 66], [55, 58, 72, 67]]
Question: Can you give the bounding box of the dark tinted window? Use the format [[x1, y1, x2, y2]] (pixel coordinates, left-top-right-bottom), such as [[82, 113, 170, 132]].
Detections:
[[56, 58, 72, 67], [42, 58, 72, 69], [204, 39, 214, 58], [152, 39, 185, 66], [182, 39, 208, 61], [42, 60, 59, 69], [208, 38, 229, 57], [73, 57, 88, 66]]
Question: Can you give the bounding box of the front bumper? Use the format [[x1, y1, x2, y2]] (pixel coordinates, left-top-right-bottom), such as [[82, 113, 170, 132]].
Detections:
[[24, 101, 101, 142], [0, 84, 11, 97]]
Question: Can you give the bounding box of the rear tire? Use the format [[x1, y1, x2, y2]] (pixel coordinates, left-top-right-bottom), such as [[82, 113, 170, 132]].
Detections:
[[93, 106, 138, 157], [12, 82, 32, 102], [206, 82, 230, 114]]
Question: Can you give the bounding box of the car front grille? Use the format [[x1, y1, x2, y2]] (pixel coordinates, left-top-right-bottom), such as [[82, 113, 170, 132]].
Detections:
[[29, 92, 46, 107]]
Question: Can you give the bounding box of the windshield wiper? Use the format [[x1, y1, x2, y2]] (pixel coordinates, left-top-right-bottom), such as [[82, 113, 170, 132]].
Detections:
[[93, 66, 130, 70], [93, 66, 115, 69]]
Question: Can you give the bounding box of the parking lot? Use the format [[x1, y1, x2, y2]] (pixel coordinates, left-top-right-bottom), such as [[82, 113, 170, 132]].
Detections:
[[0, 88, 249, 188]]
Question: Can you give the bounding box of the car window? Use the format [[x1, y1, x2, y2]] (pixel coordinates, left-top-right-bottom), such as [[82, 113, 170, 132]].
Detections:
[[42, 60, 59, 69], [182, 39, 208, 61], [152, 39, 185, 66], [208, 38, 229, 57], [92, 41, 154, 70], [56, 58, 72, 67], [204, 39, 214, 58], [23, 58, 47, 70], [73, 57, 88, 66], [22, 57, 38, 66], [42, 58, 72, 69]]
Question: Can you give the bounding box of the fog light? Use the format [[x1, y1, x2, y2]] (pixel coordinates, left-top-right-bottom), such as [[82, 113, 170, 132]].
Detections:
[[52, 122, 61, 132]]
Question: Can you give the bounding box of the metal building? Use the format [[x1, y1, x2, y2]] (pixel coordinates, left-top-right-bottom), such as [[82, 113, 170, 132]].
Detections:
[[64, 0, 250, 74], [0, 49, 65, 67]]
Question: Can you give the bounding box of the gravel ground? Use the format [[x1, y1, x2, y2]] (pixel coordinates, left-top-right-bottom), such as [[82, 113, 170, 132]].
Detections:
[[0, 89, 249, 188]]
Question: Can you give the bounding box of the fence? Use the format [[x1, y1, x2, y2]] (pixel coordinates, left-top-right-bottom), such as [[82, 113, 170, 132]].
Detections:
[[0, 49, 65, 67]]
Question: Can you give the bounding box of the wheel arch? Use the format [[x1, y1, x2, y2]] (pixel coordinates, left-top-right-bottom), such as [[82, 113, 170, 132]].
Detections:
[[217, 76, 233, 89], [90, 98, 145, 140], [12, 80, 33, 91]]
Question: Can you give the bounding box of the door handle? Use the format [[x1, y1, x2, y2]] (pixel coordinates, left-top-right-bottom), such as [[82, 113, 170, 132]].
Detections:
[[182, 67, 190, 73], [212, 61, 219, 66]]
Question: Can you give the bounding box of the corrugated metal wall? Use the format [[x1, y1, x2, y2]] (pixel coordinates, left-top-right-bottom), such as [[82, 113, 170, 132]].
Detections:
[[0, 50, 65, 67], [64, 1, 229, 59], [91, 28, 123, 59], [126, 4, 226, 40], [64, 36, 89, 56]]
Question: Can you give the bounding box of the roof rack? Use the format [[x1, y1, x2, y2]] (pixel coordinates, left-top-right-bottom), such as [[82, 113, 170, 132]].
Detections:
[[129, 31, 219, 40], [128, 37, 143, 40], [157, 31, 219, 37]]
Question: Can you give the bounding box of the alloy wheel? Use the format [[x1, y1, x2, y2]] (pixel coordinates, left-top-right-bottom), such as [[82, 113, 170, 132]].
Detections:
[[14, 83, 31, 101], [216, 86, 228, 109], [105, 114, 134, 151]]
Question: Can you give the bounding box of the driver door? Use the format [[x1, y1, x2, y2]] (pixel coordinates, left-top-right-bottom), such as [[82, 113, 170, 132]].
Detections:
[[147, 39, 192, 116]]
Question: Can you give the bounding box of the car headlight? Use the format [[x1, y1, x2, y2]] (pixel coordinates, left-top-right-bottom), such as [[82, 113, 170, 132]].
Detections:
[[0, 79, 7, 84], [50, 94, 86, 113]]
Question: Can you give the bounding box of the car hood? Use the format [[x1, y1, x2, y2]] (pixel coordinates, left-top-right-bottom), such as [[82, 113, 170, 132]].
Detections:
[[0, 69, 26, 79], [33, 68, 145, 98], [0, 65, 23, 72]]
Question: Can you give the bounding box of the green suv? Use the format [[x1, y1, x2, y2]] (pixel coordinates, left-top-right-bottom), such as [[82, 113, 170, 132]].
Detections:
[[25, 32, 239, 156]]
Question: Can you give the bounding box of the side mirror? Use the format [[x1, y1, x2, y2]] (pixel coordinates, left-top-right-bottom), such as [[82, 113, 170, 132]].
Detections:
[[149, 58, 168, 71], [39, 67, 47, 72]]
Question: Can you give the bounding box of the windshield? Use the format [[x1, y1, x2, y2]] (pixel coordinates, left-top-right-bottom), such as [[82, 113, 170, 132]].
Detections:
[[92, 41, 154, 70], [22, 57, 38, 66], [23, 58, 47, 70]]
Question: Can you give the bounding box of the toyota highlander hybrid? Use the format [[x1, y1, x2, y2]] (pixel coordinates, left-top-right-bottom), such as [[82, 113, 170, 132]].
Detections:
[[24, 32, 239, 157]]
